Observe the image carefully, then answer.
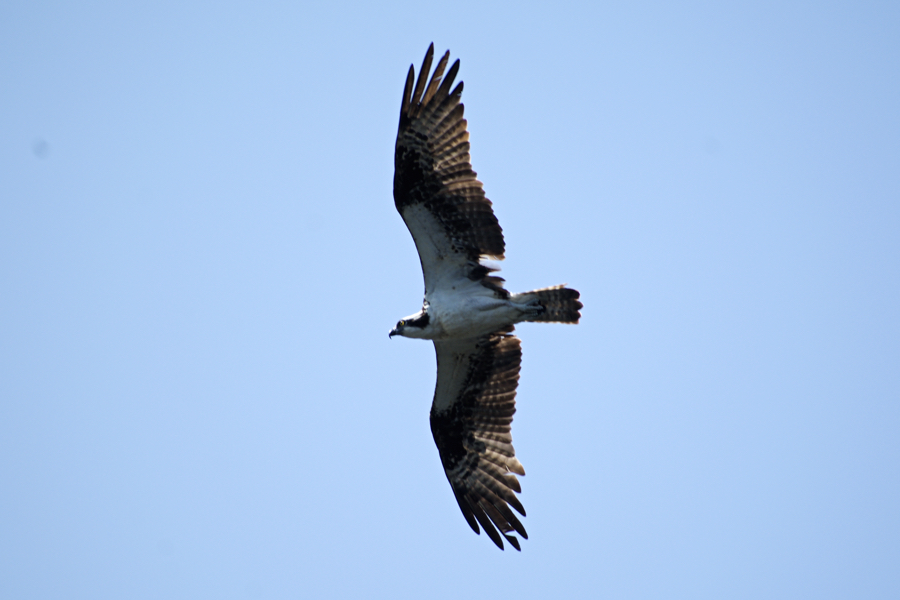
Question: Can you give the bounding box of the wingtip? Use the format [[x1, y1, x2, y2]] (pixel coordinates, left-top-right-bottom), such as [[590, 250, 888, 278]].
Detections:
[[504, 534, 522, 551]]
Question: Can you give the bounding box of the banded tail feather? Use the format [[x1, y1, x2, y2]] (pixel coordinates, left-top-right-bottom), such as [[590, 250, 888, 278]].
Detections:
[[516, 285, 582, 324]]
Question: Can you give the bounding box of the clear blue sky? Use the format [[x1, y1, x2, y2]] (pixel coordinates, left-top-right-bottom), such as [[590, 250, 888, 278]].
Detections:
[[2, 2, 899, 598]]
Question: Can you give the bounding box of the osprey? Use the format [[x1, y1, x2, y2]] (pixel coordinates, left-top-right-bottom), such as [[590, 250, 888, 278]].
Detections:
[[390, 44, 582, 551]]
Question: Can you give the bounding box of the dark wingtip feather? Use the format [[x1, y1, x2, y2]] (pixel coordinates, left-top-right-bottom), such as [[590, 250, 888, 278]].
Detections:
[[470, 498, 505, 550], [452, 487, 480, 534], [422, 50, 451, 106], [441, 59, 461, 97], [410, 44, 435, 111], [400, 66, 414, 118]]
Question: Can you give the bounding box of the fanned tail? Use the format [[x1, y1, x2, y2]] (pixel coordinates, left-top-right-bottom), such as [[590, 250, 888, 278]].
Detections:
[[515, 285, 582, 324]]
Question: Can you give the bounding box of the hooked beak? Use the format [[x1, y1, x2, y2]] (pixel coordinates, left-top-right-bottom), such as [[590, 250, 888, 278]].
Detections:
[[389, 328, 398, 339]]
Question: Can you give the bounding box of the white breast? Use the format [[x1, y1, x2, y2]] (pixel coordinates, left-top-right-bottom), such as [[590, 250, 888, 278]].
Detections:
[[427, 280, 515, 340]]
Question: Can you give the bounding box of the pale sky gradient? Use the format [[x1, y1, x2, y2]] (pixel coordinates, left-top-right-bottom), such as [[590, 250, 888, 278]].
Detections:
[[2, 2, 899, 598]]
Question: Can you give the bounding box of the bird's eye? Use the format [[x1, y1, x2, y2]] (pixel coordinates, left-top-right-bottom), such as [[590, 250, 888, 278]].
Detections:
[[398, 320, 405, 327]]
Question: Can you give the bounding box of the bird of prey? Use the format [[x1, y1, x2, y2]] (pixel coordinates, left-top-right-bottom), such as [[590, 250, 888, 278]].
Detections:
[[389, 44, 582, 551]]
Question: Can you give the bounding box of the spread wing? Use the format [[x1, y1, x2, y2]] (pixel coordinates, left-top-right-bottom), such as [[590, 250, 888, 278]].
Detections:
[[394, 44, 505, 294], [430, 332, 527, 550]]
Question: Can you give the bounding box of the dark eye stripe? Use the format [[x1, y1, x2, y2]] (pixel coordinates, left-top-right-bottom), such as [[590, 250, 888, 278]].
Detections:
[[407, 313, 430, 328]]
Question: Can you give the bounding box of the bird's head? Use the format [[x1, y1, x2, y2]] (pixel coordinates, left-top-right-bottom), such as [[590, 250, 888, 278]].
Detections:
[[389, 310, 431, 339]]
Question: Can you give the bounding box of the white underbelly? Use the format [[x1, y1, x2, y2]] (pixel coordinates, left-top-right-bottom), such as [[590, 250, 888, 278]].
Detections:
[[427, 285, 515, 340]]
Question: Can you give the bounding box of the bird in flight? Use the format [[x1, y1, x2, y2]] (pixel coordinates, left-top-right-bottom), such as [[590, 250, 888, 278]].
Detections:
[[390, 44, 582, 551]]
